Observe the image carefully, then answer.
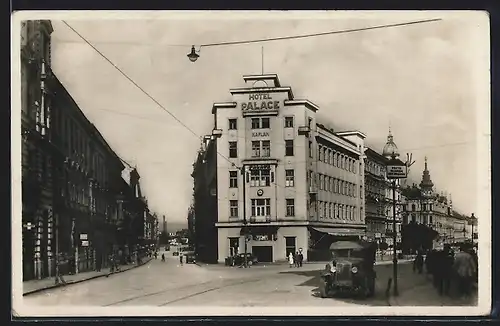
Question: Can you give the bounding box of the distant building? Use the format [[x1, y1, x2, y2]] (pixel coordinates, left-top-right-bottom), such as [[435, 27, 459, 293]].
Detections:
[[193, 74, 367, 264], [401, 157, 468, 244]]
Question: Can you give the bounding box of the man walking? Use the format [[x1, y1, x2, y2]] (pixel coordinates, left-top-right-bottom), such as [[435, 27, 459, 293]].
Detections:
[[453, 245, 476, 299]]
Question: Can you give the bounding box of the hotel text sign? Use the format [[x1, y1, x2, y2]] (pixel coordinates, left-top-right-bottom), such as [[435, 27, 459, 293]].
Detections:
[[241, 93, 280, 112]]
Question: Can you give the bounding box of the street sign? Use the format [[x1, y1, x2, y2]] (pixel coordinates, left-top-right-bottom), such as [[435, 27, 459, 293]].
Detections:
[[80, 234, 88, 240], [386, 157, 408, 179], [81, 240, 89, 247]]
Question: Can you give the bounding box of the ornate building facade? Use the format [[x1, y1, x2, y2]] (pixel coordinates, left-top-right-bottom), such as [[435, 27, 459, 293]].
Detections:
[[193, 74, 366, 263], [401, 158, 468, 246], [20, 20, 151, 280]]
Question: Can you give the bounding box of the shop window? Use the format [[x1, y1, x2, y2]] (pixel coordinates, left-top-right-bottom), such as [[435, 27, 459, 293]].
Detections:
[[285, 236, 296, 257]]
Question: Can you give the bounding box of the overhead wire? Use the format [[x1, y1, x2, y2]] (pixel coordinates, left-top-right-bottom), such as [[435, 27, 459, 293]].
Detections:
[[61, 19, 449, 217], [198, 18, 442, 48]]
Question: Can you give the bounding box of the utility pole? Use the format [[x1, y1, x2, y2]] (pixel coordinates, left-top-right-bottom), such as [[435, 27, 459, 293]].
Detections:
[[392, 179, 398, 296], [241, 165, 248, 268]]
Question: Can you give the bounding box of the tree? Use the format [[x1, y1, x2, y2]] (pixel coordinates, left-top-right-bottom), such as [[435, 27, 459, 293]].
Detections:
[[402, 221, 439, 253]]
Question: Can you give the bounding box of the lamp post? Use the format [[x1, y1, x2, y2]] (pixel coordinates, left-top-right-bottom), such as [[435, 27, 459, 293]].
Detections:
[[385, 153, 408, 297], [470, 213, 475, 244], [241, 165, 248, 268]]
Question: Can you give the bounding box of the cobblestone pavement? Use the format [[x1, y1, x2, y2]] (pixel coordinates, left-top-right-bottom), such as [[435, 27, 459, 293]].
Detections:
[[22, 252, 476, 308]]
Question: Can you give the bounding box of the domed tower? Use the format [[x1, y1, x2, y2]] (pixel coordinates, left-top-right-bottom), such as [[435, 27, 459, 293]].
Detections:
[[382, 127, 399, 159], [419, 156, 434, 198]]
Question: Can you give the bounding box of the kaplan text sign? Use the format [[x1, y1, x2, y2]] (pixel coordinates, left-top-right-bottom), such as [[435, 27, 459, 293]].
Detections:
[[387, 165, 408, 179]]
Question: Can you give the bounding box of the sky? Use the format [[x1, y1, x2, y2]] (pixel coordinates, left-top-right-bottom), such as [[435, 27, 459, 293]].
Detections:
[[46, 11, 489, 225]]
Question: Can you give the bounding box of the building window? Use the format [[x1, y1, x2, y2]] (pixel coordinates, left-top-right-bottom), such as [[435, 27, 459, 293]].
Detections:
[[251, 141, 260, 157], [262, 140, 271, 157], [249, 168, 271, 187], [285, 169, 295, 187], [261, 117, 270, 129], [229, 200, 238, 218], [324, 202, 328, 218], [329, 203, 333, 219], [336, 154, 340, 167], [319, 146, 324, 162], [251, 198, 271, 216], [229, 141, 238, 158], [251, 118, 260, 129], [229, 171, 238, 188], [319, 202, 324, 218], [285, 116, 294, 128], [286, 199, 295, 216], [285, 140, 294, 156], [412, 204, 416, 211], [251, 117, 270, 129], [353, 161, 357, 174], [309, 141, 313, 158], [228, 118, 237, 130]]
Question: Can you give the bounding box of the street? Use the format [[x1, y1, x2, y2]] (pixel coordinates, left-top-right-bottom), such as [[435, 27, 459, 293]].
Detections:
[[23, 250, 440, 307]]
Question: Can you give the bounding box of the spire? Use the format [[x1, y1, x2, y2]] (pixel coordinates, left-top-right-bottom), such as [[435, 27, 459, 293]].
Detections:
[[419, 155, 434, 191]]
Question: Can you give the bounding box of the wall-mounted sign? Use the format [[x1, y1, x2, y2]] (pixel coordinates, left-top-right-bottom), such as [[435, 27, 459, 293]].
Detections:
[[252, 131, 270, 138], [241, 93, 280, 112], [81, 240, 89, 247], [257, 189, 264, 196], [80, 234, 88, 240]]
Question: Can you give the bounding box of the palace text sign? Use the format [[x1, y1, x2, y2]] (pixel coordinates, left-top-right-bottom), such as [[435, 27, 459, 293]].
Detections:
[[241, 93, 280, 112]]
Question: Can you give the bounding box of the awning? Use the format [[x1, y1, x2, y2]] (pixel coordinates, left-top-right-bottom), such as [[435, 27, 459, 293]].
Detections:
[[240, 225, 280, 236], [310, 227, 366, 237]]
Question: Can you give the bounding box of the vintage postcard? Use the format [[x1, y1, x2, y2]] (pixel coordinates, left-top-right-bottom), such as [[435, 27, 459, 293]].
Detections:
[[11, 10, 491, 317]]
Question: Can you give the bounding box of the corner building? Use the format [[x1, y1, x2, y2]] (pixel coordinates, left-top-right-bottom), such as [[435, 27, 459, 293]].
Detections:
[[210, 74, 366, 263]]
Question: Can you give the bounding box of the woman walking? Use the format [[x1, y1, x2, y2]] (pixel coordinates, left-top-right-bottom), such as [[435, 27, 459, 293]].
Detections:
[[288, 252, 294, 268]]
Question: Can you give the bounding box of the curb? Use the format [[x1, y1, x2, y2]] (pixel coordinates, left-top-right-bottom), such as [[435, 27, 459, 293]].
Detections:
[[23, 258, 153, 296]]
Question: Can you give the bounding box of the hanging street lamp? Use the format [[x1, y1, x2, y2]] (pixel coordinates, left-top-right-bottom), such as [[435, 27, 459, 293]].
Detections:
[[187, 46, 200, 62]]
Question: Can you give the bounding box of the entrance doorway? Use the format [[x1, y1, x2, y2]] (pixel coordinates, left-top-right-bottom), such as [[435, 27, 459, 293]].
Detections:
[[252, 246, 273, 263], [285, 236, 296, 258]]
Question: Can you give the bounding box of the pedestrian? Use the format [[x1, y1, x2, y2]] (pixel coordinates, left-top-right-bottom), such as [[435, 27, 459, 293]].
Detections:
[[438, 245, 454, 296], [414, 250, 424, 274], [298, 249, 304, 267], [453, 244, 476, 299], [154, 251, 158, 260], [294, 251, 300, 267], [179, 253, 184, 265], [161, 253, 165, 262], [288, 252, 294, 268]]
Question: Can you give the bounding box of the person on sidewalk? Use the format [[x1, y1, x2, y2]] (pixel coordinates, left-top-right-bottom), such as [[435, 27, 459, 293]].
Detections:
[[453, 245, 476, 299], [154, 251, 158, 260], [414, 250, 424, 274], [161, 253, 165, 262], [288, 252, 294, 268], [437, 245, 454, 296], [298, 249, 304, 267], [179, 253, 184, 265]]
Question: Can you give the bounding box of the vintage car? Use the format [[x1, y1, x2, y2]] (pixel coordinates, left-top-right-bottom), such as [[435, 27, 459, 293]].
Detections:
[[319, 240, 377, 299], [233, 253, 258, 266]]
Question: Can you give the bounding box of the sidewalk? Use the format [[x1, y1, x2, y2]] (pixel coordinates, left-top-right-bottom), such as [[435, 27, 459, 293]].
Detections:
[[23, 257, 153, 296], [388, 279, 479, 306]]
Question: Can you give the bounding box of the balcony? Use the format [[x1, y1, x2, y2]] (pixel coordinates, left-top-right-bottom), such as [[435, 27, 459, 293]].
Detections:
[[298, 126, 311, 136]]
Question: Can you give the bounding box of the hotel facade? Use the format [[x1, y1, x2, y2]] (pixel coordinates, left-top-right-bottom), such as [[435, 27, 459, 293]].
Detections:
[[194, 74, 367, 263]]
